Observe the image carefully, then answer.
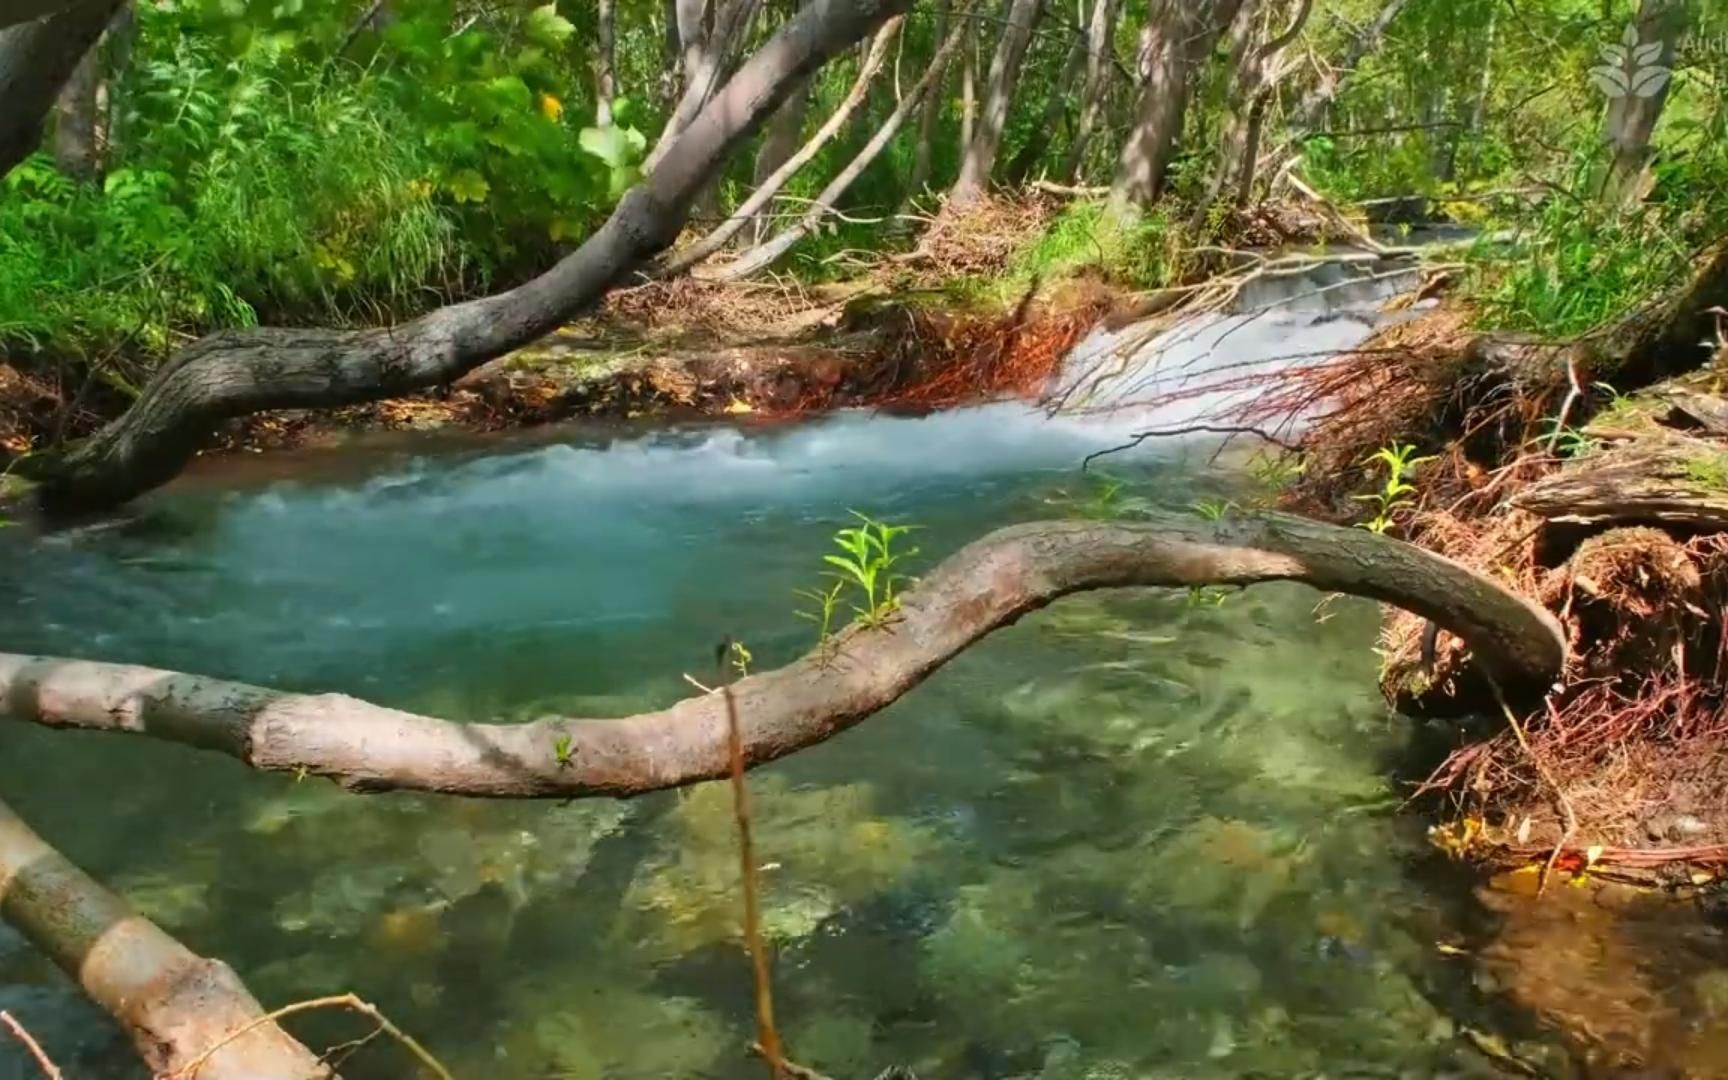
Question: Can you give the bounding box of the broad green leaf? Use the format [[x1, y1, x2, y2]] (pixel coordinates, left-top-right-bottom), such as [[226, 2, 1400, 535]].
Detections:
[[578, 125, 645, 169], [525, 3, 576, 46], [446, 168, 490, 203]]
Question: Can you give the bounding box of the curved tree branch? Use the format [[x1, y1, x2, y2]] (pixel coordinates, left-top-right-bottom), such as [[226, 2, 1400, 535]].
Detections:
[[0, 798, 326, 1079], [30, 0, 911, 513], [0, 515, 1564, 799]]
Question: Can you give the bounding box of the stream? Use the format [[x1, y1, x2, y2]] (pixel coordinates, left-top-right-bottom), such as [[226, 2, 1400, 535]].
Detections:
[[1, 262, 1719, 1078]]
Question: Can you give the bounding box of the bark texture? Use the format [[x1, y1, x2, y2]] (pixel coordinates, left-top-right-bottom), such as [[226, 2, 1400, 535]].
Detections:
[[50, 31, 99, 179], [1513, 436, 1728, 532], [595, 0, 617, 125], [0, 799, 326, 1078], [1005, 17, 1088, 183], [647, 0, 765, 171], [947, 0, 1043, 205], [1107, 0, 1244, 215], [33, 0, 912, 513], [0, 515, 1566, 799], [0, 0, 122, 180], [908, 0, 952, 192], [710, 7, 966, 279], [1602, 0, 1683, 203]]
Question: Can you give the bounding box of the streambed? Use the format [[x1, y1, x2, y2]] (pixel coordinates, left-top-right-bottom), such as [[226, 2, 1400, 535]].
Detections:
[[2, 276, 1723, 1078]]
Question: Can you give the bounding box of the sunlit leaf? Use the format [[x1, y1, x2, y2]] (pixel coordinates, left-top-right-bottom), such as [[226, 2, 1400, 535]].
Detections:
[[446, 168, 490, 203], [525, 3, 576, 46]]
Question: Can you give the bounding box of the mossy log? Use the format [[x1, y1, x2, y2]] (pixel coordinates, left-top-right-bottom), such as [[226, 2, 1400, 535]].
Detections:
[[1513, 434, 1728, 532]]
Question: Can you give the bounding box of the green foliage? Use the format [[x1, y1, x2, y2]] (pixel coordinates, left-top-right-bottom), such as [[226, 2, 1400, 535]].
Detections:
[[1540, 418, 1600, 459], [816, 511, 921, 630], [0, 0, 637, 365], [1683, 452, 1728, 491], [1189, 498, 1235, 522], [794, 578, 847, 656], [1009, 201, 1177, 291], [1353, 443, 1435, 535]]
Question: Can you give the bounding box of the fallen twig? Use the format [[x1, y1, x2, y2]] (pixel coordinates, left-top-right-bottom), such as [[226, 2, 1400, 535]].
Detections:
[[1, 1010, 62, 1080], [161, 994, 451, 1080]]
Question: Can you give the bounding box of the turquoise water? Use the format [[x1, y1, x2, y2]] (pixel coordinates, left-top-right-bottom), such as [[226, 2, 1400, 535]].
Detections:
[[0, 403, 1535, 1078]]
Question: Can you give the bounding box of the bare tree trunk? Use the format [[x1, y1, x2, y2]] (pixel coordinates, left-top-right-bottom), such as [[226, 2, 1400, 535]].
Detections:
[[908, 0, 952, 194], [718, 9, 968, 276], [0, 798, 327, 1078], [50, 33, 99, 179], [665, 15, 903, 271], [1288, 0, 1408, 131], [1602, 0, 1683, 204], [660, 0, 683, 105], [596, 0, 617, 125], [947, 0, 1043, 205], [647, 0, 765, 171], [1005, 11, 1088, 183], [1058, 0, 1121, 181], [0, 515, 1565, 798], [1106, 0, 1244, 217], [32, 0, 913, 512], [0, 0, 122, 180], [958, 7, 978, 148], [1194, 0, 1313, 212]]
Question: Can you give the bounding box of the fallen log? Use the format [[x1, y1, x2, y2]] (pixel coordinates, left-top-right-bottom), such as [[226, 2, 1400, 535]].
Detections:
[[1513, 434, 1728, 532], [0, 798, 326, 1079], [0, 514, 1565, 798]]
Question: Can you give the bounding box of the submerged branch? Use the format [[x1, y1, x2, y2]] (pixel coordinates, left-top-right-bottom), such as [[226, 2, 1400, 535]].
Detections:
[[0, 515, 1564, 798], [0, 798, 326, 1079]]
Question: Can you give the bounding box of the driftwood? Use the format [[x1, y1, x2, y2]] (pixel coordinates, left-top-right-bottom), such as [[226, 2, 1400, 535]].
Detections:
[[1514, 435, 1728, 532], [0, 798, 326, 1079], [0, 514, 1565, 798]]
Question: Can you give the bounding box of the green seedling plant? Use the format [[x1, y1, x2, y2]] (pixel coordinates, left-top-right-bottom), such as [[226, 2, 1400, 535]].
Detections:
[[1355, 443, 1435, 535], [1187, 585, 1231, 608], [553, 733, 574, 768], [822, 511, 921, 630], [1538, 418, 1600, 459], [795, 578, 847, 656], [1190, 497, 1236, 522]]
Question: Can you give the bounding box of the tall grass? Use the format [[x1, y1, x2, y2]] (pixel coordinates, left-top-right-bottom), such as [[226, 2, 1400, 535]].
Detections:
[[0, 24, 465, 365]]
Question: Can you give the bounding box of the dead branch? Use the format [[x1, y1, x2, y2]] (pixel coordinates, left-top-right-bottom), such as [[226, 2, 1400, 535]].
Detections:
[[163, 993, 452, 1080], [0, 798, 326, 1079], [0, 1010, 62, 1080], [0, 515, 1565, 799]]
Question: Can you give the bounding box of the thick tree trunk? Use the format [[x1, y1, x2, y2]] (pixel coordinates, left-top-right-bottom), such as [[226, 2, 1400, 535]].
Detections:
[[664, 15, 902, 271], [1105, 0, 1244, 217], [647, 0, 765, 171], [0, 798, 327, 1078], [0, 515, 1565, 798], [958, 6, 977, 148], [0, 0, 122, 180], [712, 9, 966, 278], [596, 0, 617, 125], [908, 0, 952, 193], [1602, 0, 1683, 204], [31, 0, 911, 513], [1288, 0, 1408, 131], [946, 0, 1043, 206], [1058, 0, 1121, 181], [50, 33, 98, 179]]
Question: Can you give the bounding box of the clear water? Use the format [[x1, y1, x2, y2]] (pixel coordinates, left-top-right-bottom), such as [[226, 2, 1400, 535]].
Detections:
[[0, 400, 1521, 1080], [0, 275, 1593, 1078]]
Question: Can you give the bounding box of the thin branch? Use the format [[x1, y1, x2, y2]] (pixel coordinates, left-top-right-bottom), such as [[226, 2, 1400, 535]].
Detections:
[[1082, 424, 1303, 469], [164, 994, 451, 1080], [1, 1011, 63, 1080], [724, 681, 783, 1077]]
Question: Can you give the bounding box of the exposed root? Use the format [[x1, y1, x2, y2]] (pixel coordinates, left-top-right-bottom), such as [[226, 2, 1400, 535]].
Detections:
[[1, 1010, 62, 1080]]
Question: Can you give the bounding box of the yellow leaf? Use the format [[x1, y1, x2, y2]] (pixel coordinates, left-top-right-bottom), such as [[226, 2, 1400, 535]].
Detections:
[[1585, 845, 1604, 867], [723, 398, 755, 415], [540, 93, 563, 121], [1435, 942, 1469, 956]]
